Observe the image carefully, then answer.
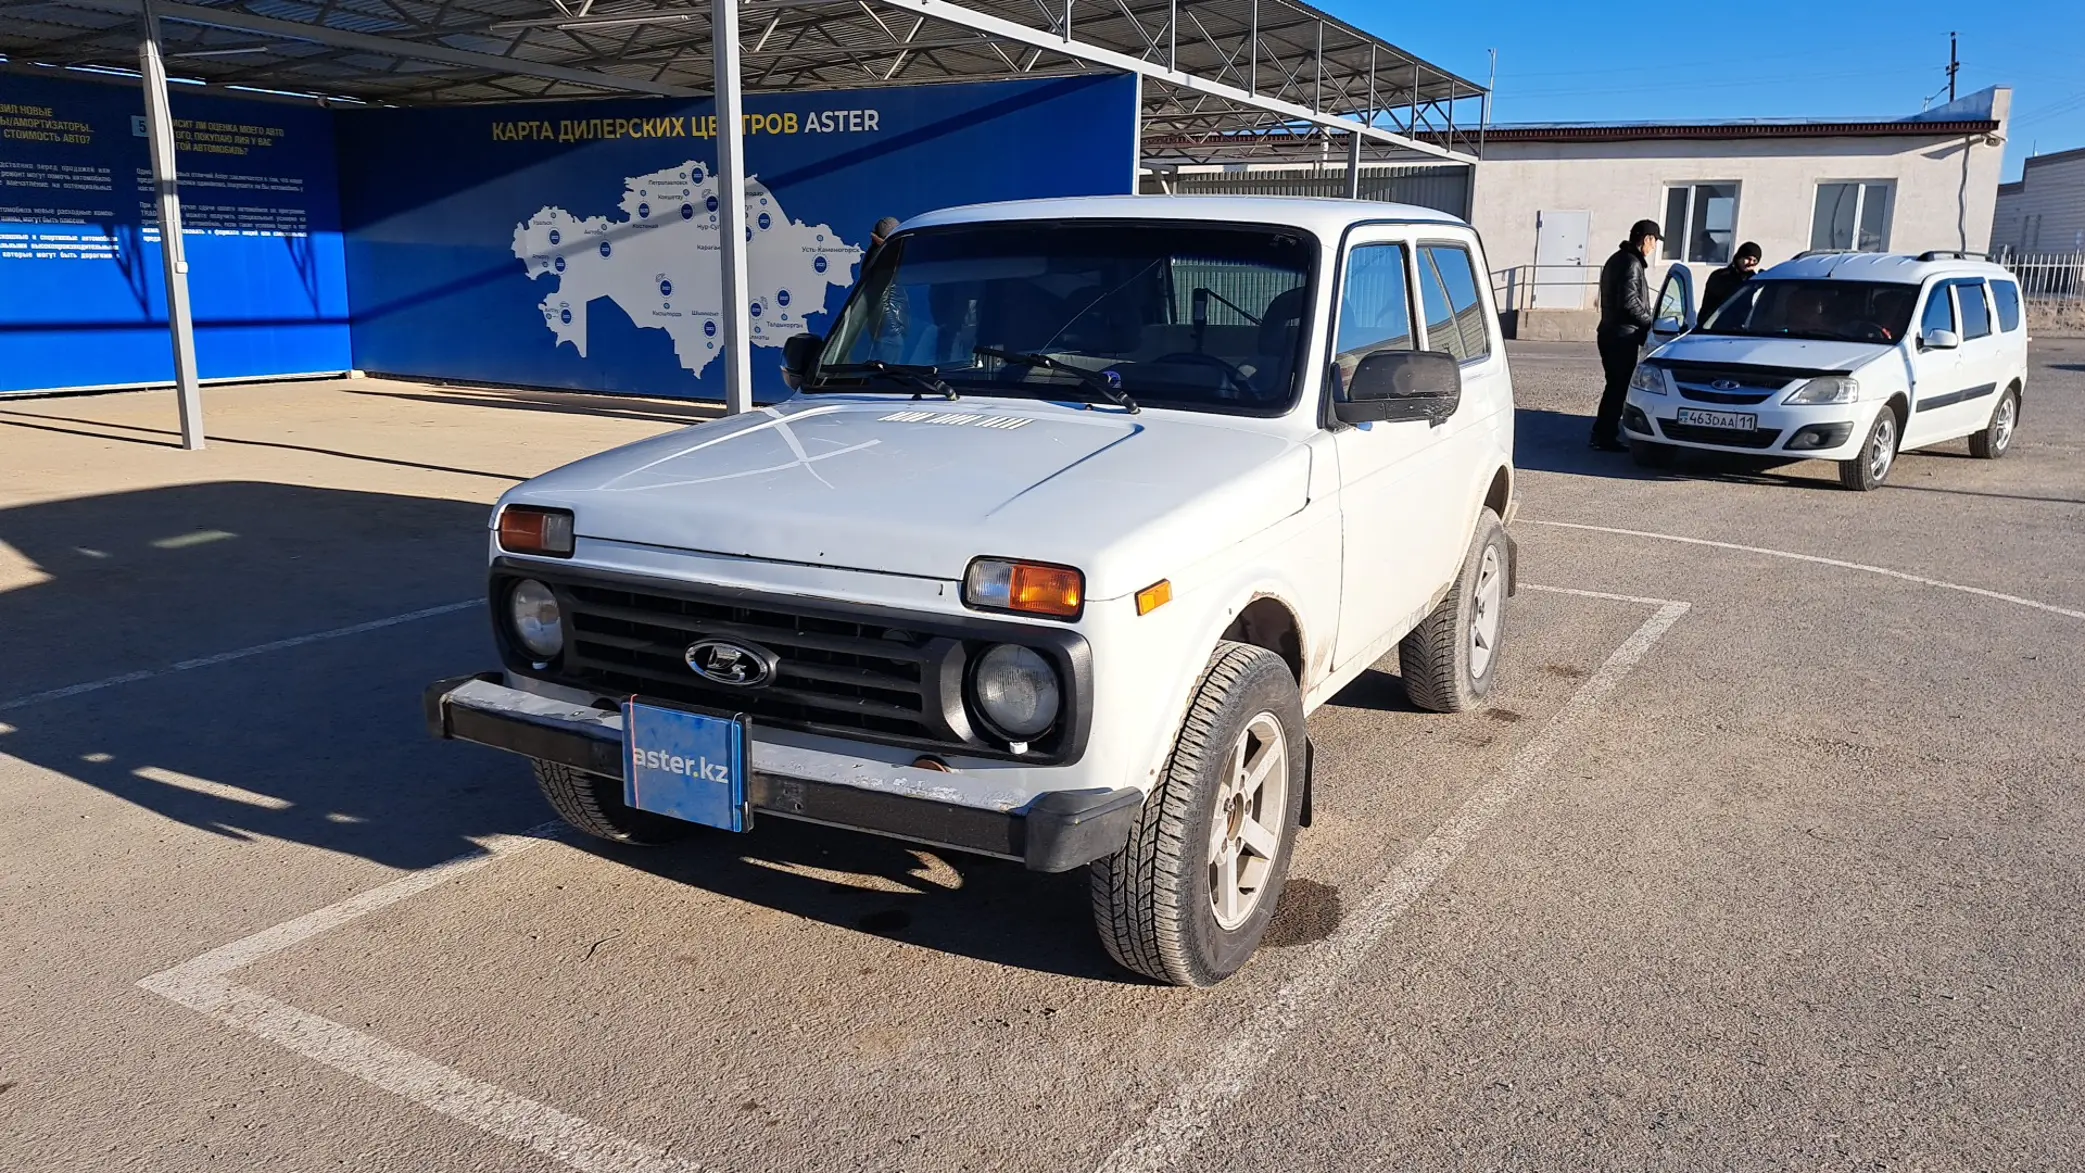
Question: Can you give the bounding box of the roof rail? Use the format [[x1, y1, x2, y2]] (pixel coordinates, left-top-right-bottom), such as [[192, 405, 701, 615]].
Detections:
[[1794, 249, 1859, 258], [1917, 250, 1988, 262]]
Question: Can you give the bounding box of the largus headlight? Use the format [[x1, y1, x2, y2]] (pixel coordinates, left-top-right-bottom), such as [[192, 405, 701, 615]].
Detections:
[[1629, 364, 1669, 396], [1785, 376, 1861, 405]]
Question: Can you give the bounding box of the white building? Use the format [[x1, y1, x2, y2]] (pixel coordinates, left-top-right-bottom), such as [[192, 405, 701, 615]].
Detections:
[[1470, 87, 2011, 340], [1994, 145, 2085, 255]]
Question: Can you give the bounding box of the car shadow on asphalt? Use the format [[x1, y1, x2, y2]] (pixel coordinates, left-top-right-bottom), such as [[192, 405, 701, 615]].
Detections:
[[566, 820, 1134, 982], [0, 481, 550, 872]]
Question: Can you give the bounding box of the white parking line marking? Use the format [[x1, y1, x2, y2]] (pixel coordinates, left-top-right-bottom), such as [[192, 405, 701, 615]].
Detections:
[[1096, 594, 1691, 1173], [1527, 519, 2085, 620], [0, 600, 478, 713], [139, 823, 703, 1173]]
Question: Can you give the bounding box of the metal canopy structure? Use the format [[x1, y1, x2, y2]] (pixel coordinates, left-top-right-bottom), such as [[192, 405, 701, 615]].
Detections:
[[2, 0, 1483, 436], [4, 0, 1486, 165]]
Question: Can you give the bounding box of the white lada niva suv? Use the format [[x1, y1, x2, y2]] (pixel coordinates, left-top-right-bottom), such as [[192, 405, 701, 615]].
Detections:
[[427, 195, 1520, 985]]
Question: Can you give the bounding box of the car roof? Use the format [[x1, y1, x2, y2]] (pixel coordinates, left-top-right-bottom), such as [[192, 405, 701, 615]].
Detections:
[[901, 194, 1468, 240], [1758, 252, 2015, 284]]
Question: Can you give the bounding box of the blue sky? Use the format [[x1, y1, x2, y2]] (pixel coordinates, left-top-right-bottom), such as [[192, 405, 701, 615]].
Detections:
[[1330, 0, 2085, 180]]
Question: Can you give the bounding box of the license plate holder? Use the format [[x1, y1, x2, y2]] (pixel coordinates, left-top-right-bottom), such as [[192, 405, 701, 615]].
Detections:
[[622, 698, 750, 832], [1676, 407, 1758, 431]]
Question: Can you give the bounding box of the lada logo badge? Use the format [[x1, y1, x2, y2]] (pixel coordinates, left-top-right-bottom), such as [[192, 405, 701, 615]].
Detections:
[[684, 637, 778, 687], [1709, 378, 1741, 391]]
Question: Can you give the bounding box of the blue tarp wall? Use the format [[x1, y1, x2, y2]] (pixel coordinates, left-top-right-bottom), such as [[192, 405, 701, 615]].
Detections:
[[1, 72, 1138, 400], [0, 72, 350, 395]]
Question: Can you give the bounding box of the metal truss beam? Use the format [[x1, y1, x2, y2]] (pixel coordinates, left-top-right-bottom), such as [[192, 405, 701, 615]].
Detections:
[[57, 0, 703, 97], [865, 0, 1469, 161]]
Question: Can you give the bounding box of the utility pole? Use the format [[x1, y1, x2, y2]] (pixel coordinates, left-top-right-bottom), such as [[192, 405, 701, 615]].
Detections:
[[1947, 30, 1959, 102]]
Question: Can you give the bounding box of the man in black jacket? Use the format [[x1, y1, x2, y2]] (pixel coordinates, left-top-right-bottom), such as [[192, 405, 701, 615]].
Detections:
[[1701, 241, 1763, 320], [1591, 218, 1663, 451]]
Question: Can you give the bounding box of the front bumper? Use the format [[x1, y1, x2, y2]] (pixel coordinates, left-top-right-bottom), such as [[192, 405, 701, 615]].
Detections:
[[1623, 393, 1871, 459], [424, 673, 1142, 873]]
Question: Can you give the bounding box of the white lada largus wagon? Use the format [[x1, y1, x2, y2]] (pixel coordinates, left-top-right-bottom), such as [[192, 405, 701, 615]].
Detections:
[[427, 196, 1519, 986], [1624, 252, 2029, 490]]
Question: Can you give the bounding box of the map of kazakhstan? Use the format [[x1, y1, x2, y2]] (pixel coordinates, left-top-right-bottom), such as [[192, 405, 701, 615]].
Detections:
[[513, 162, 862, 378]]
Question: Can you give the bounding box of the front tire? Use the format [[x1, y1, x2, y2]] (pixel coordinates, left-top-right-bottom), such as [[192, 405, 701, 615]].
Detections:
[[531, 759, 691, 845], [1400, 508, 1510, 713], [1090, 642, 1306, 987], [1968, 386, 2019, 459], [1838, 407, 1900, 491]]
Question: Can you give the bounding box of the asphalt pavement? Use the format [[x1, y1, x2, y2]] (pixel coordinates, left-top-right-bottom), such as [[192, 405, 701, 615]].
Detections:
[[1, 343, 2081, 1171]]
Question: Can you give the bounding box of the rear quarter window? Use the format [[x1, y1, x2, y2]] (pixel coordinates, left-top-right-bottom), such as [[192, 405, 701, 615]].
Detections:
[[1991, 280, 2022, 332]]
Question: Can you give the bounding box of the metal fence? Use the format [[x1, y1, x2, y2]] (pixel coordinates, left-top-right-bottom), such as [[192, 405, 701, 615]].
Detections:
[[1140, 165, 1472, 219], [1996, 252, 2085, 303]]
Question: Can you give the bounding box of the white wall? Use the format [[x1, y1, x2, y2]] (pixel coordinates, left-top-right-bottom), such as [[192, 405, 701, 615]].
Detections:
[[1993, 149, 2085, 255], [1471, 93, 2011, 323]]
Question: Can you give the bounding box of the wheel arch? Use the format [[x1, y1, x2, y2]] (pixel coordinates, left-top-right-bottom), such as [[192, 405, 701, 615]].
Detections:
[[1483, 464, 1514, 525], [1221, 594, 1306, 685]]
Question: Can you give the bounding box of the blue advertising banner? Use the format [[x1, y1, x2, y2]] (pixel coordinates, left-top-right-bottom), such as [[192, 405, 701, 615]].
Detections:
[[0, 73, 350, 395], [335, 75, 1138, 401]]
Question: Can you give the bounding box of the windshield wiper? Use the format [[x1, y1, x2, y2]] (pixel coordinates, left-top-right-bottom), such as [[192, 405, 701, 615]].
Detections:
[[814, 361, 957, 400], [973, 346, 1138, 413]]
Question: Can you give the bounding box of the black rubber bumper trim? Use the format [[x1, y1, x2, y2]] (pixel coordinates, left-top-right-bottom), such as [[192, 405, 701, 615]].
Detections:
[[426, 675, 1142, 872]]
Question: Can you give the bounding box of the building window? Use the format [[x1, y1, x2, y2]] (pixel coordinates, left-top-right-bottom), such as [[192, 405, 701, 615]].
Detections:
[[1661, 183, 1740, 265], [1812, 182, 1893, 252]]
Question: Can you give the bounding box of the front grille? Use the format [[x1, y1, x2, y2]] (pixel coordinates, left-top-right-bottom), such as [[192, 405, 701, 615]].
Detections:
[[1659, 363, 1803, 391], [1677, 385, 1774, 405], [557, 580, 940, 741], [1658, 420, 1785, 449]]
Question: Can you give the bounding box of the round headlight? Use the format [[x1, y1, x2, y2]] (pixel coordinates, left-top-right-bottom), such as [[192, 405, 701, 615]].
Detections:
[[970, 644, 1061, 742], [509, 579, 563, 660]]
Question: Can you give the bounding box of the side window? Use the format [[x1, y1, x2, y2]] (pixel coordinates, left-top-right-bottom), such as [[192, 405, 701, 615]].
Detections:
[[1920, 284, 1955, 338], [1957, 280, 1992, 340], [1333, 243, 1414, 381], [1991, 280, 2022, 332], [1421, 244, 1492, 362]]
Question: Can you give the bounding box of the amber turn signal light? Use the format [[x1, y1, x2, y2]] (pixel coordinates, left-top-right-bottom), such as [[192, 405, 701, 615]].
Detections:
[[497, 505, 575, 558], [963, 557, 1084, 619], [1135, 579, 1172, 615]]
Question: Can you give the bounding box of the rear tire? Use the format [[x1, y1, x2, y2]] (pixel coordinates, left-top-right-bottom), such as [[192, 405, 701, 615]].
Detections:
[[1089, 642, 1306, 987], [1630, 439, 1678, 469], [531, 759, 691, 845], [1400, 508, 1510, 713], [1968, 386, 2018, 459], [1838, 407, 1900, 492]]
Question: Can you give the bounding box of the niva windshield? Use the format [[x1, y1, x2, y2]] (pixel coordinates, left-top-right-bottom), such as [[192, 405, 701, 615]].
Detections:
[[1700, 279, 1918, 345], [812, 222, 1316, 415]]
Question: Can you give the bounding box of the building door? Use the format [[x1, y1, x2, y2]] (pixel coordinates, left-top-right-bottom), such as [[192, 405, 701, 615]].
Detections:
[[1530, 210, 1590, 310]]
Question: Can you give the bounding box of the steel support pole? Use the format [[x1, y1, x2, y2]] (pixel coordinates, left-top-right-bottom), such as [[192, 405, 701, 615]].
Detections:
[[139, 0, 204, 450], [1346, 130, 1361, 198], [712, 0, 754, 415]]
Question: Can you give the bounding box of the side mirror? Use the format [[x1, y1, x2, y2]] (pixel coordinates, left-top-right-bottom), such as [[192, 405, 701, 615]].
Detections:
[[1922, 328, 1960, 351], [1333, 349, 1462, 427], [781, 332, 823, 385], [1653, 315, 1685, 334]]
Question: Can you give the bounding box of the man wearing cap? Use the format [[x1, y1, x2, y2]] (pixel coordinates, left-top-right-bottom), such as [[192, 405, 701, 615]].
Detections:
[[1590, 218, 1663, 451], [1701, 241, 1764, 320]]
